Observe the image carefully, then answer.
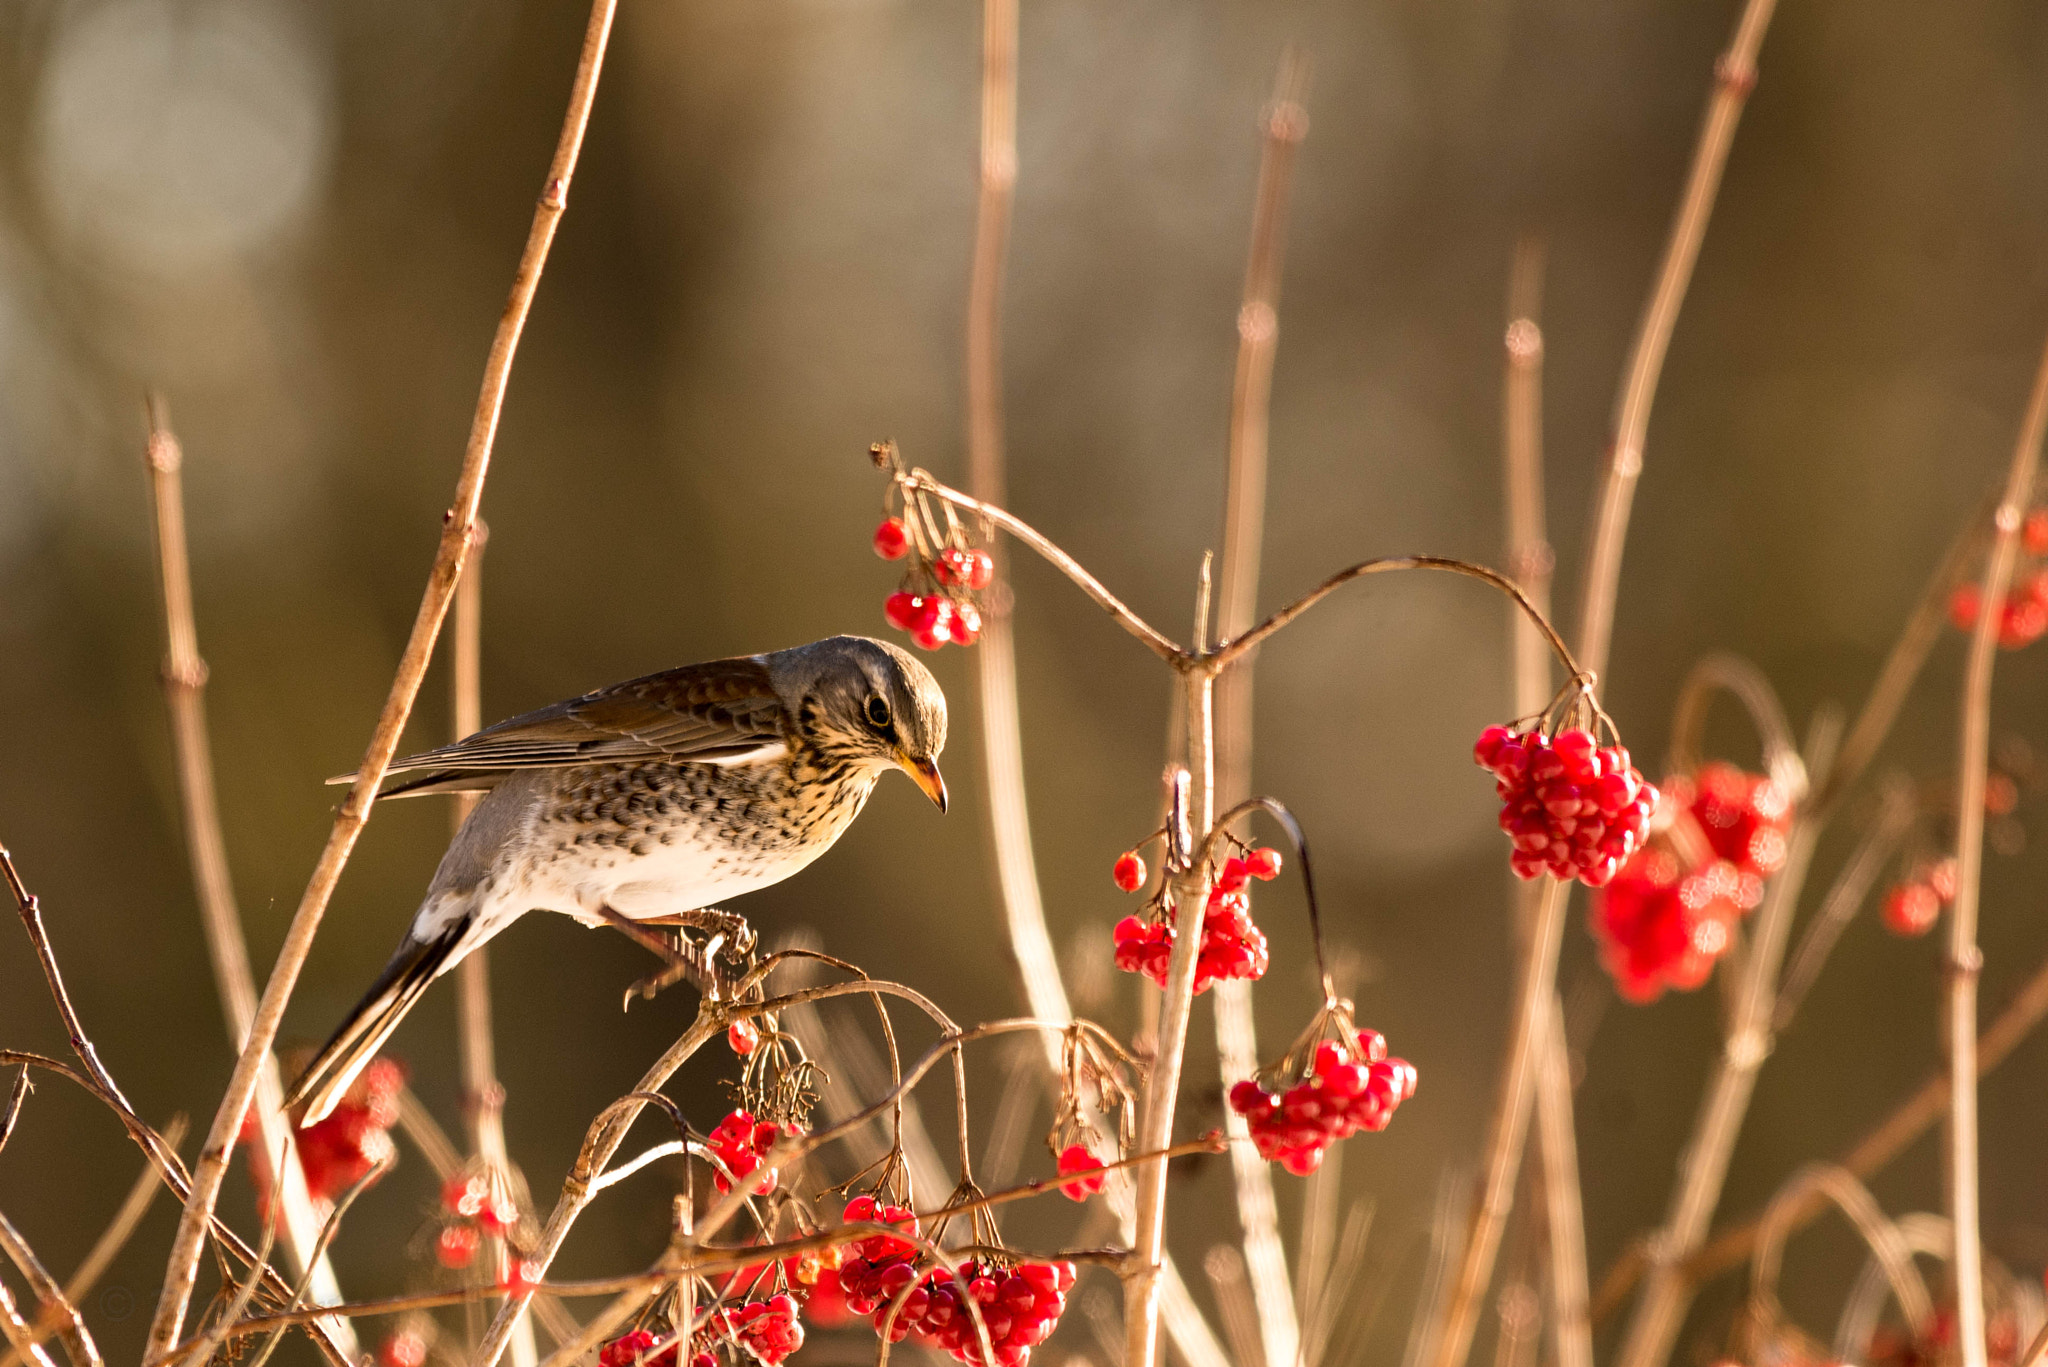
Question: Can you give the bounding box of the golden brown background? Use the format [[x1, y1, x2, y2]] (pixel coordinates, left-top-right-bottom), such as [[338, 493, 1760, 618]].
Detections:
[[4, 1, 2048, 1364]]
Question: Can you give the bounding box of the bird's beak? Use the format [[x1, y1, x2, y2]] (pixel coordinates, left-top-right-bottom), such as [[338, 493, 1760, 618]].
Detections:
[[899, 754, 948, 813]]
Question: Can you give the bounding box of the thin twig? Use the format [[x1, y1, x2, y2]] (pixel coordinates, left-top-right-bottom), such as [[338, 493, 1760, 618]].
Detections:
[[1612, 710, 1836, 1367], [0, 1069, 26, 1155], [1424, 876, 1570, 1367], [0, 1282, 56, 1367], [1745, 1165, 1931, 1347], [1943, 325, 2048, 1367], [1574, 0, 1778, 684], [1126, 671, 1214, 1367], [145, 2, 619, 1354], [141, 398, 355, 1352], [1212, 57, 1310, 1367], [1500, 237, 1592, 1367], [1772, 777, 1916, 1031], [0, 1212, 100, 1367]]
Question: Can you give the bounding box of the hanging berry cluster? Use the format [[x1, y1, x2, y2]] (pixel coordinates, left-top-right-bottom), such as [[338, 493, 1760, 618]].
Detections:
[[883, 1259, 1077, 1367], [1882, 857, 1957, 937], [870, 444, 994, 650], [1043, 1023, 1136, 1203], [376, 1321, 432, 1367], [707, 1109, 800, 1196], [713, 1296, 806, 1366], [1474, 679, 1656, 888], [434, 1165, 523, 1269], [835, 1194, 923, 1315], [250, 1054, 403, 1207], [1947, 507, 2048, 649], [1228, 1000, 1413, 1176], [1589, 762, 1793, 1002], [1110, 843, 1279, 993]]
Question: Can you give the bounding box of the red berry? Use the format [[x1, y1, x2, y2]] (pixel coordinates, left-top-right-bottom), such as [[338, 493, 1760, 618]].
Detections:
[[874, 518, 911, 560], [1055, 1144, 1105, 1201], [728, 1019, 760, 1055], [2026, 508, 2048, 556], [436, 1222, 480, 1269], [1883, 882, 1942, 936], [950, 600, 983, 646], [1245, 847, 1282, 880], [1111, 851, 1146, 892], [959, 548, 995, 591], [885, 592, 921, 631], [911, 598, 955, 651], [1950, 583, 1983, 631]]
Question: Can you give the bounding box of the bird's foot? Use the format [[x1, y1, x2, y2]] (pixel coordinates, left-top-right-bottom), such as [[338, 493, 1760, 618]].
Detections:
[[605, 906, 756, 1008]]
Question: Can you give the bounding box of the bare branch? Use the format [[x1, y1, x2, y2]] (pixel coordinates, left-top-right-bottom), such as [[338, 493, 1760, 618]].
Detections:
[[146, 2, 620, 1353], [0, 1211, 100, 1367]]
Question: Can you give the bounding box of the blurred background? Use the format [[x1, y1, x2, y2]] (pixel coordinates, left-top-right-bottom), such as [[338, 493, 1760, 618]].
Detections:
[[6, 1, 2048, 1364]]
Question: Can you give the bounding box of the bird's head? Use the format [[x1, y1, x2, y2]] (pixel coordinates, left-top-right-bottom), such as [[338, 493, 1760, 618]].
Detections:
[[769, 635, 949, 811]]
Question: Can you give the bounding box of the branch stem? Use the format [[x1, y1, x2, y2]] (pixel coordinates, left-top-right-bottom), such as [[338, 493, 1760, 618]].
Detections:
[[145, 3, 617, 1354], [1942, 325, 2048, 1367]]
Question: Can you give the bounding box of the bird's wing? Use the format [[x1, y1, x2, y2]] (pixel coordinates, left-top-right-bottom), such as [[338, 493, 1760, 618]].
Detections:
[[330, 657, 788, 798]]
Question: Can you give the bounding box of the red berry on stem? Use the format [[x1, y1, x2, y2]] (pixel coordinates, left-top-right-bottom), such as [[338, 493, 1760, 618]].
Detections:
[[950, 600, 982, 646], [2026, 507, 2048, 556], [1112, 851, 1146, 892], [1245, 847, 1282, 880], [874, 518, 910, 560], [728, 1019, 760, 1055], [1883, 882, 1941, 936]]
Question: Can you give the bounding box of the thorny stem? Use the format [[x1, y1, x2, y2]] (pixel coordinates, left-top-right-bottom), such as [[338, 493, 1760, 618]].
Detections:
[[1499, 240, 1592, 1367], [147, 2, 619, 1355], [140, 399, 356, 1353], [1575, 0, 1778, 685], [1213, 59, 1310, 1367], [1943, 325, 2048, 1367]]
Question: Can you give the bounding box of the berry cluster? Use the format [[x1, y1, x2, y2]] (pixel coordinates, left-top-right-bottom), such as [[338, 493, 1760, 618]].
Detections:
[[1684, 763, 1793, 875], [1475, 725, 1656, 888], [598, 1331, 696, 1367], [432, 1168, 520, 1270], [1947, 509, 2048, 649], [874, 513, 994, 651], [249, 1056, 403, 1209], [1111, 851, 1279, 993], [1229, 1028, 1414, 1176], [1590, 849, 1756, 1002], [708, 1109, 796, 1195], [715, 1296, 805, 1366], [1054, 1144, 1105, 1201], [835, 1195, 923, 1314], [879, 1260, 1076, 1367], [1587, 763, 1790, 1002], [1882, 857, 1957, 937]]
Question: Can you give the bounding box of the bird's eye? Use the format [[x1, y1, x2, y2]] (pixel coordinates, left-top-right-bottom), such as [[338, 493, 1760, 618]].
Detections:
[[865, 696, 892, 729]]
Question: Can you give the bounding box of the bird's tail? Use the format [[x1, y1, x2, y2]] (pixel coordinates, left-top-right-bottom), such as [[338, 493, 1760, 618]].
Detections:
[[283, 927, 464, 1125]]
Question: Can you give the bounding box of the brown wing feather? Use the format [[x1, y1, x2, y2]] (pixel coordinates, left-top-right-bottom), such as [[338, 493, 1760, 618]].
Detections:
[[330, 657, 787, 797]]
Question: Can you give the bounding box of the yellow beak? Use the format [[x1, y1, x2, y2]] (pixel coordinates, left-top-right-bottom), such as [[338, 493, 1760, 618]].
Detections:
[[900, 754, 948, 813]]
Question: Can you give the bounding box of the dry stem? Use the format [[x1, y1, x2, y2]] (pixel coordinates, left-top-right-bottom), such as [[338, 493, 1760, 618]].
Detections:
[[1613, 710, 1833, 1367], [1213, 56, 1310, 1367], [1424, 877, 1569, 1367], [141, 398, 354, 1351], [1942, 326, 2048, 1367], [0, 1212, 99, 1367], [1574, 0, 1778, 683], [1499, 239, 1592, 1367], [145, 2, 618, 1354]]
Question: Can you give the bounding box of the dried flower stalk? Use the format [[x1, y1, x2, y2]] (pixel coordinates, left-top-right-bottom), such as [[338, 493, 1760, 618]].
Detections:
[[1942, 326, 2048, 1367], [1213, 57, 1310, 1367], [145, 2, 619, 1354], [140, 399, 355, 1353]]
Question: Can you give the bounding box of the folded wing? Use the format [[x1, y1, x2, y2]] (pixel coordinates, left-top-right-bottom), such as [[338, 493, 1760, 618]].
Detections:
[[330, 656, 788, 798]]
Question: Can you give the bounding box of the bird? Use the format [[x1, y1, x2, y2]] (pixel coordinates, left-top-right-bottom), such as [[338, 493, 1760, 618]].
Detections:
[[283, 635, 948, 1124]]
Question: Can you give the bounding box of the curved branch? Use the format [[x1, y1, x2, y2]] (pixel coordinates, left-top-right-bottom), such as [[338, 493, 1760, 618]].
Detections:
[[1203, 798, 1330, 994], [1667, 653, 1805, 798], [892, 467, 1184, 662], [1214, 557, 1582, 682], [1748, 1164, 1931, 1342]]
